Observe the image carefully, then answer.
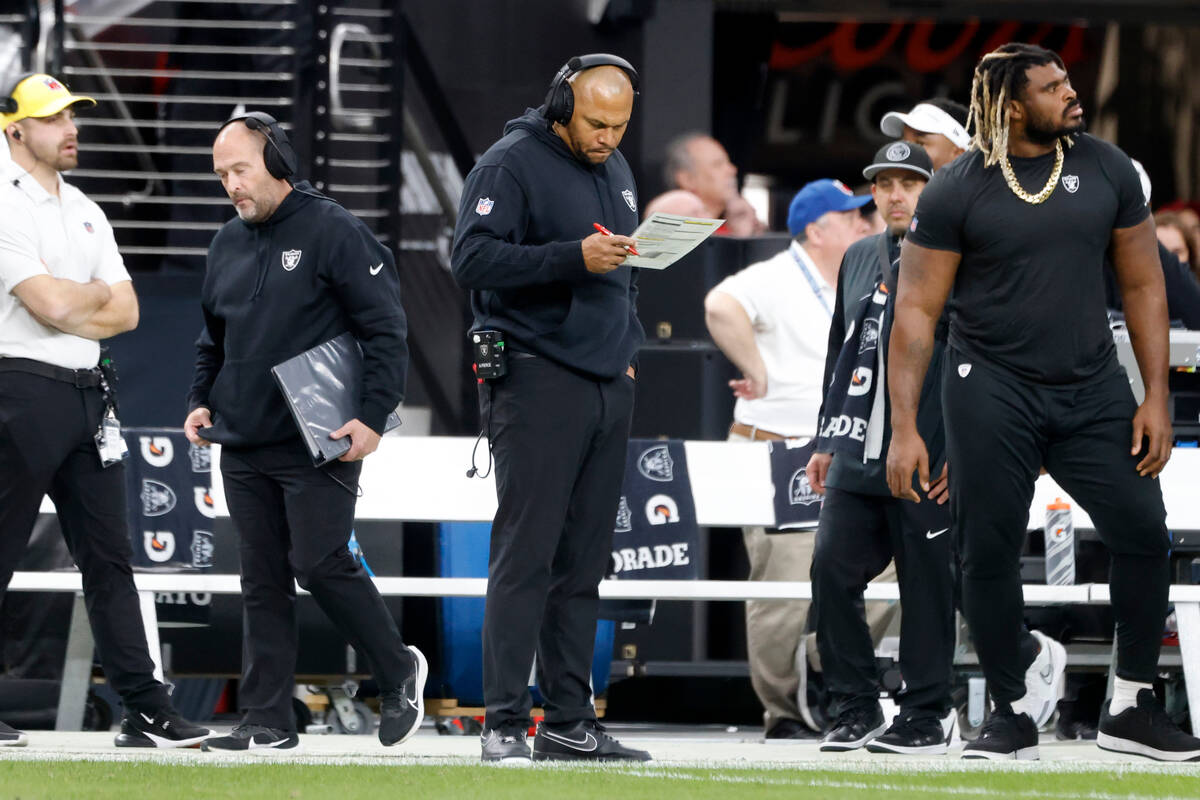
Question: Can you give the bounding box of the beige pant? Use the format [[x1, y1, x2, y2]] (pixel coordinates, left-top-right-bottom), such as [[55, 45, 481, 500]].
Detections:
[[734, 430, 900, 730]]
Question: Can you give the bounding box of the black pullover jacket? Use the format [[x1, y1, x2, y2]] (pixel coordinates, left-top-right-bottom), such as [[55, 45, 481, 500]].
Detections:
[[450, 107, 644, 379], [188, 182, 408, 448]]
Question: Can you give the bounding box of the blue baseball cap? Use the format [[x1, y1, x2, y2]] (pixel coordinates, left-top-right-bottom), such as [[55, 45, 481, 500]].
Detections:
[[787, 179, 872, 236]]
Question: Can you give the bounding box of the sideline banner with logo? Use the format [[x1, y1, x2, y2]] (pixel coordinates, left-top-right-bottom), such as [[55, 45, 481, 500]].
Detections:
[[124, 427, 216, 572], [602, 439, 700, 622], [768, 438, 822, 531]]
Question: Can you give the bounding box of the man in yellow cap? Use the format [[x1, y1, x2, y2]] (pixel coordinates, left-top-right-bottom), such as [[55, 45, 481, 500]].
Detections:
[[0, 73, 210, 748]]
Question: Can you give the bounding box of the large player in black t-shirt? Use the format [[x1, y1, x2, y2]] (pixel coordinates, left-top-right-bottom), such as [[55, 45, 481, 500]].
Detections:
[[886, 42, 1200, 762]]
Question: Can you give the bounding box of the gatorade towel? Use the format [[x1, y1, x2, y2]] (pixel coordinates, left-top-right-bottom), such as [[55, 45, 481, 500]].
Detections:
[[601, 439, 700, 623], [768, 437, 822, 531]]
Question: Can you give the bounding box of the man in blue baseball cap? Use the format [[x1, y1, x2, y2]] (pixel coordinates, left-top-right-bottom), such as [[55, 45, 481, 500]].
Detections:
[[704, 178, 869, 739]]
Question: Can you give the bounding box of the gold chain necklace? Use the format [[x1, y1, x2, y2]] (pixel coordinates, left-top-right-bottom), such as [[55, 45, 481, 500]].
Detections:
[[999, 138, 1063, 204]]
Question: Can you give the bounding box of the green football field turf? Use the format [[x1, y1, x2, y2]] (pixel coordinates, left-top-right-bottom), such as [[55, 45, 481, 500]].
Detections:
[[1, 761, 1199, 800]]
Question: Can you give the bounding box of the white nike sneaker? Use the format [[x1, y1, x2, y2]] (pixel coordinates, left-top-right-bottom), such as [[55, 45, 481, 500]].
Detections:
[[1012, 630, 1066, 728]]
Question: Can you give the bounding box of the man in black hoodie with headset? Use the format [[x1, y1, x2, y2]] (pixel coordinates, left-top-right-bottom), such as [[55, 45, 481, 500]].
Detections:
[[184, 112, 425, 753], [451, 55, 650, 764]]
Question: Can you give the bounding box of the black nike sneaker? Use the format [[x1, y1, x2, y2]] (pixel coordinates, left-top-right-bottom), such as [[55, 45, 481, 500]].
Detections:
[[1097, 689, 1200, 762], [0, 720, 28, 747], [961, 709, 1038, 760], [200, 724, 299, 754], [820, 704, 886, 752], [532, 720, 651, 762], [379, 645, 428, 746], [114, 707, 211, 748], [866, 712, 949, 755], [481, 727, 532, 765]]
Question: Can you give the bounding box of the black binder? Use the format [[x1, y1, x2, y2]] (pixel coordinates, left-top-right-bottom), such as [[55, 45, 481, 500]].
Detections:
[[270, 332, 402, 465]]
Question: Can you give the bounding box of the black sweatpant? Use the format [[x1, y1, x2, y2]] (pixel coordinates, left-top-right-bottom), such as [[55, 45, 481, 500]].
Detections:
[[811, 484, 955, 718], [0, 371, 169, 711], [220, 440, 412, 731], [943, 350, 1169, 705], [480, 355, 634, 731]]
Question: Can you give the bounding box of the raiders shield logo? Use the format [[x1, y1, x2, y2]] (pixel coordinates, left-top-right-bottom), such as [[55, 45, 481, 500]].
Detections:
[[191, 530, 215, 568], [789, 470, 820, 506], [622, 189, 637, 213], [638, 445, 674, 482], [281, 249, 302, 271], [614, 496, 633, 533], [1062, 175, 1079, 194], [141, 480, 177, 516]]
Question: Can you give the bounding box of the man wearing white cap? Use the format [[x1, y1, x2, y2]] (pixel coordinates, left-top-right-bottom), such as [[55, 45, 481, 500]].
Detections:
[[0, 73, 209, 749], [880, 99, 971, 172]]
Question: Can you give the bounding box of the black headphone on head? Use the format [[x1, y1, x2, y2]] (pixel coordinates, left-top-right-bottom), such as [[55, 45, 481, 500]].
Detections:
[[543, 53, 639, 126], [218, 111, 298, 180], [3, 72, 39, 139]]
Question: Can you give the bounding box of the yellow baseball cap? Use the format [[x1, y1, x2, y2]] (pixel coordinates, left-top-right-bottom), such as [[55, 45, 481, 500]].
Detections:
[[2, 74, 95, 127]]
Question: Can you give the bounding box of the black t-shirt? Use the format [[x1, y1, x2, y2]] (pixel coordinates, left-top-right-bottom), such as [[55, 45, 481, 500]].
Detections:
[[907, 133, 1148, 384]]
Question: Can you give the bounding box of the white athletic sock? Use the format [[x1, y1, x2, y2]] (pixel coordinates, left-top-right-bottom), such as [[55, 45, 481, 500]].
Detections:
[[1110, 677, 1152, 715]]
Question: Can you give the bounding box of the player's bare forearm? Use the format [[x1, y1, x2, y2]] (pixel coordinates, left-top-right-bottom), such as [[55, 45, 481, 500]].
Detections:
[[888, 309, 934, 431], [1111, 220, 1169, 400]]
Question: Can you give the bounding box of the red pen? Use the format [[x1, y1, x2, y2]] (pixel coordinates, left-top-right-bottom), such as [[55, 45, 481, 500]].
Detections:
[[593, 222, 639, 256]]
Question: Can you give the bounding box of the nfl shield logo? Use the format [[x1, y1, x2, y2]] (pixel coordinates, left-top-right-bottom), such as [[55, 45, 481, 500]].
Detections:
[[83, 221, 94, 233], [281, 249, 302, 271], [622, 189, 636, 213], [1062, 175, 1079, 194], [475, 197, 495, 216], [958, 363, 972, 378]]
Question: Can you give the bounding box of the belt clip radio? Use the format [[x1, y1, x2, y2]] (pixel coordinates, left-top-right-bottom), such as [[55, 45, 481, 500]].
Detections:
[[471, 330, 507, 380]]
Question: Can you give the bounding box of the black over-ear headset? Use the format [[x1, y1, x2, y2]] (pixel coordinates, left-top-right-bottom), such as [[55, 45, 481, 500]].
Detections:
[[3, 73, 39, 139], [218, 111, 298, 180], [544, 53, 639, 126]]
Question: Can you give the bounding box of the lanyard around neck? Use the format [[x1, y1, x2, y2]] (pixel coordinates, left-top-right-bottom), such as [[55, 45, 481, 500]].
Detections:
[[790, 245, 832, 318]]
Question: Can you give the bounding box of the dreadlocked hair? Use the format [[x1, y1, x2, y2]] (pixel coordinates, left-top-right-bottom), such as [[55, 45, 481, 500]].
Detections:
[[967, 42, 1072, 167]]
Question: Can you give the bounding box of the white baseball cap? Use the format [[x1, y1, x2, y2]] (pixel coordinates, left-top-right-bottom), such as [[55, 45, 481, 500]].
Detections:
[[880, 102, 970, 150]]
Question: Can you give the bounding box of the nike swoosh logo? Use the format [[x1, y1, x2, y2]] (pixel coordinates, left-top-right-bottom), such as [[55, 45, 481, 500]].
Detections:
[[249, 737, 291, 749], [541, 730, 598, 751], [140, 712, 156, 725], [407, 696, 420, 710], [926, 528, 949, 539], [1039, 663, 1054, 683], [369, 262, 383, 276]]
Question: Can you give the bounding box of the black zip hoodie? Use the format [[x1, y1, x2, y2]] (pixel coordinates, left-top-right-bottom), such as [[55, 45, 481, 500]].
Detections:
[[450, 107, 644, 379], [187, 181, 407, 448]]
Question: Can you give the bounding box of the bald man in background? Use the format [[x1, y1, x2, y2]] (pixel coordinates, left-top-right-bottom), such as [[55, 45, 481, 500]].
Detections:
[[654, 132, 765, 235], [452, 55, 650, 764]]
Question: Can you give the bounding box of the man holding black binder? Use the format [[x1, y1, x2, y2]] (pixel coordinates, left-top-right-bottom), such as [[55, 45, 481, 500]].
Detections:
[[184, 112, 425, 752], [452, 55, 650, 764]]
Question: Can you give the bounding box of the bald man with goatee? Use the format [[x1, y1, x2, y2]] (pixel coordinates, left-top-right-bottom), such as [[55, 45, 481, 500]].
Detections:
[[452, 55, 651, 764]]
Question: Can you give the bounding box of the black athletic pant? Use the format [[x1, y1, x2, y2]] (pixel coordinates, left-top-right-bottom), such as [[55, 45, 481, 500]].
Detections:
[[943, 350, 1169, 705], [0, 371, 169, 711], [220, 440, 412, 731], [480, 355, 634, 731], [812, 485, 955, 718]]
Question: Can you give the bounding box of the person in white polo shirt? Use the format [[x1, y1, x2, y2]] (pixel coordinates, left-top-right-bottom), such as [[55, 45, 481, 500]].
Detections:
[[704, 179, 870, 739], [880, 98, 970, 172], [0, 73, 209, 749]]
